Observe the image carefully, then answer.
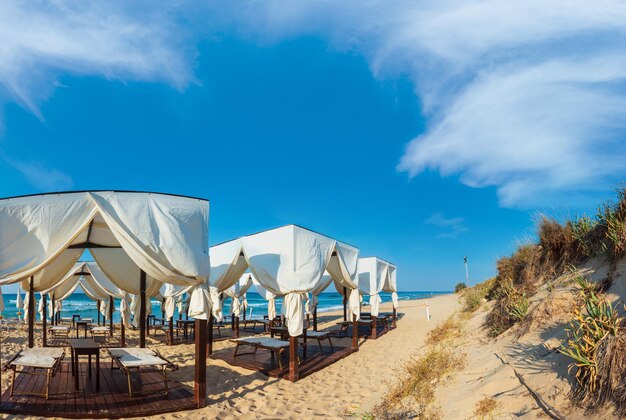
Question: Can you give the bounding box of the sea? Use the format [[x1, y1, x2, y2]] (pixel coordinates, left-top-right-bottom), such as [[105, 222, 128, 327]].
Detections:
[[1, 291, 450, 322]]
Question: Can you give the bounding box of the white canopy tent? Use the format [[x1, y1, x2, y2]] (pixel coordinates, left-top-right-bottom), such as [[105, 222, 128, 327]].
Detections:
[[0, 190, 212, 407], [208, 224, 362, 382], [357, 257, 398, 316]]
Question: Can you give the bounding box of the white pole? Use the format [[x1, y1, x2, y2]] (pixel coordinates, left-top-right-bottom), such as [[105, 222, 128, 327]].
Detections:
[[426, 301, 431, 321], [464, 256, 469, 285]]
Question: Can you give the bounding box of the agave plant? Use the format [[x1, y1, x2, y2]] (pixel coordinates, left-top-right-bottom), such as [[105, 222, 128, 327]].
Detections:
[[560, 276, 622, 399]]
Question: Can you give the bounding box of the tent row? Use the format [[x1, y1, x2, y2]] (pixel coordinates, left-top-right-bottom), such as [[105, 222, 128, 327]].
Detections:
[[0, 191, 399, 404]]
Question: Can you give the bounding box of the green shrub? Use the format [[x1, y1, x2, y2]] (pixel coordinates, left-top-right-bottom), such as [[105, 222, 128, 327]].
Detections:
[[462, 278, 496, 313], [454, 282, 467, 293], [560, 275, 623, 408]]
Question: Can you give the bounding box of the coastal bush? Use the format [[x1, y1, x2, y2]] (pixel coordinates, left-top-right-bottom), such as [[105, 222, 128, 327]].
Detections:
[[462, 278, 496, 313], [597, 188, 626, 259], [426, 316, 461, 345], [486, 278, 530, 337], [454, 282, 467, 293], [473, 397, 498, 419], [560, 275, 624, 410], [374, 345, 466, 419]]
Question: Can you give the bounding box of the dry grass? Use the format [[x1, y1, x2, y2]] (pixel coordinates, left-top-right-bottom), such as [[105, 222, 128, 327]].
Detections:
[[373, 345, 466, 419], [426, 316, 461, 346], [462, 278, 496, 313], [473, 397, 498, 419]]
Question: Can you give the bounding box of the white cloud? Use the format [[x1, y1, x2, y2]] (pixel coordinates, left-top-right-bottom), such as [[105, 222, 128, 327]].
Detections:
[[425, 212, 468, 238], [0, 0, 195, 189], [1, 154, 73, 190], [205, 0, 626, 207]]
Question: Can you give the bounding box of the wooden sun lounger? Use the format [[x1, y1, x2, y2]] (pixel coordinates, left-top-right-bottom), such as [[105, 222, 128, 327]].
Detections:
[[108, 348, 174, 397], [49, 325, 70, 338], [8, 347, 65, 400], [90, 326, 109, 337], [240, 318, 270, 332], [304, 330, 334, 353], [230, 337, 290, 370]]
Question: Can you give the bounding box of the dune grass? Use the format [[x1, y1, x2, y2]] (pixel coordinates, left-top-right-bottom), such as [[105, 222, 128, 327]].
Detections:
[[473, 397, 498, 419]]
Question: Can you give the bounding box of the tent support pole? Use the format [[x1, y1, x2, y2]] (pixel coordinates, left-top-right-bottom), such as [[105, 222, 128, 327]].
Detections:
[[235, 315, 240, 338], [393, 307, 397, 328], [342, 287, 347, 322], [231, 314, 235, 331], [121, 322, 126, 347], [352, 313, 358, 352], [168, 316, 173, 345], [97, 300, 101, 325], [372, 316, 377, 339], [194, 318, 207, 407], [207, 314, 213, 356], [313, 307, 318, 331], [289, 335, 299, 382], [28, 277, 34, 348], [42, 294, 47, 347], [139, 270, 146, 348], [109, 296, 114, 337], [51, 294, 55, 326]]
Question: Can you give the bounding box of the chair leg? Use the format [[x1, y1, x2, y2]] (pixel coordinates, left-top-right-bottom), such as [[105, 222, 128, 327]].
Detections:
[[127, 372, 133, 397], [318, 339, 323, 353], [328, 336, 334, 352]]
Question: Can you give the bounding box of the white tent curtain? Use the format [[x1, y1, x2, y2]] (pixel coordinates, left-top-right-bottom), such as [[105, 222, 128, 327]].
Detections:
[[37, 293, 45, 320], [253, 278, 276, 320], [357, 257, 391, 316], [208, 239, 249, 319], [384, 264, 399, 309], [0, 191, 212, 319], [16, 287, 23, 320], [242, 225, 360, 336], [224, 274, 253, 317], [161, 283, 177, 319], [0, 287, 5, 313], [24, 292, 36, 323]]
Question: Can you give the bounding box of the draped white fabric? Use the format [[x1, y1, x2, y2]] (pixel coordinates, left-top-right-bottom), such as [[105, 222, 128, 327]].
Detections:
[[357, 257, 391, 317], [385, 264, 399, 309], [162, 284, 177, 319], [16, 287, 23, 320], [0, 287, 4, 312], [24, 293, 34, 322], [0, 191, 212, 319], [241, 225, 359, 335], [224, 274, 253, 317], [37, 293, 45, 320]]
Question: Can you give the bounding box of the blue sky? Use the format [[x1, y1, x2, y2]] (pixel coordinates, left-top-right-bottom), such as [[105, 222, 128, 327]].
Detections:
[[1, 2, 626, 292]]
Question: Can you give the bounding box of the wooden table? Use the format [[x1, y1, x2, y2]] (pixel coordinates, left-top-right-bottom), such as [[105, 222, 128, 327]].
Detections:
[[75, 320, 90, 338], [72, 314, 81, 327], [176, 319, 195, 340], [68, 338, 100, 392]]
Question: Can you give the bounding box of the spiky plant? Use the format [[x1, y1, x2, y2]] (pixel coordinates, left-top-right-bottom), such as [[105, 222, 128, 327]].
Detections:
[[560, 276, 622, 404]]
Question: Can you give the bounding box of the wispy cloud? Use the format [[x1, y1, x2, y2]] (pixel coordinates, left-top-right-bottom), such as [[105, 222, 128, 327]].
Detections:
[[0, 153, 73, 190], [426, 212, 468, 238], [0, 0, 195, 189], [204, 1, 626, 208]]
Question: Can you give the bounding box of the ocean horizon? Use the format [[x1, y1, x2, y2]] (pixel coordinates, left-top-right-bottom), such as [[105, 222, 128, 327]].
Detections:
[[0, 291, 450, 322]]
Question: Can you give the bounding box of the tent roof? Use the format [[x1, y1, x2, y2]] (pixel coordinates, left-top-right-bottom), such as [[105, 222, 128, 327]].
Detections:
[[0, 190, 209, 203]]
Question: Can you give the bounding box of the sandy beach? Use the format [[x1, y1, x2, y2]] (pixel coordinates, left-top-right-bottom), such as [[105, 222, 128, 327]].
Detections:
[[0, 295, 460, 419]]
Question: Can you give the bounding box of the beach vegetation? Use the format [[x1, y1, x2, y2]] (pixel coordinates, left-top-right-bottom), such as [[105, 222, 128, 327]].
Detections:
[[473, 397, 498, 419], [454, 282, 467, 293], [426, 316, 461, 345], [461, 278, 496, 313], [373, 345, 465, 419], [560, 275, 626, 413]]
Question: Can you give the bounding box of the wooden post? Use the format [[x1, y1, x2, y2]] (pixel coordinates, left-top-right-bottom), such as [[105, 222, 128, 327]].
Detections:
[[109, 296, 114, 337], [288, 335, 299, 382], [139, 270, 146, 348], [121, 322, 126, 347], [161, 298, 165, 323], [194, 318, 207, 407], [97, 300, 101, 325], [51, 294, 55, 326], [42, 294, 47, 347], [231, 314, 235, 330], [235, 315, 240, 338], [207, 314, 213, 356], [313, 306, 318, 331], [342, 287, 347, 322], [168, 316, 174, 345], [28, 277, 34, 348], [372, 316, 378, 339], [393, 307, 397, 328], [352, 313, 358, 352]]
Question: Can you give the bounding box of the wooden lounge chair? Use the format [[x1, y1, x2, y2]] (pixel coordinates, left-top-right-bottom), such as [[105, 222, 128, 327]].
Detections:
[[59, 317, 72, 325], [230, 336, 290, 369], [7, 347, 65, 400], [304, 330, 334, 353], [90, 326, 109, 338], [49, 325, 70, 338], [108, 347, 174, 397]]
